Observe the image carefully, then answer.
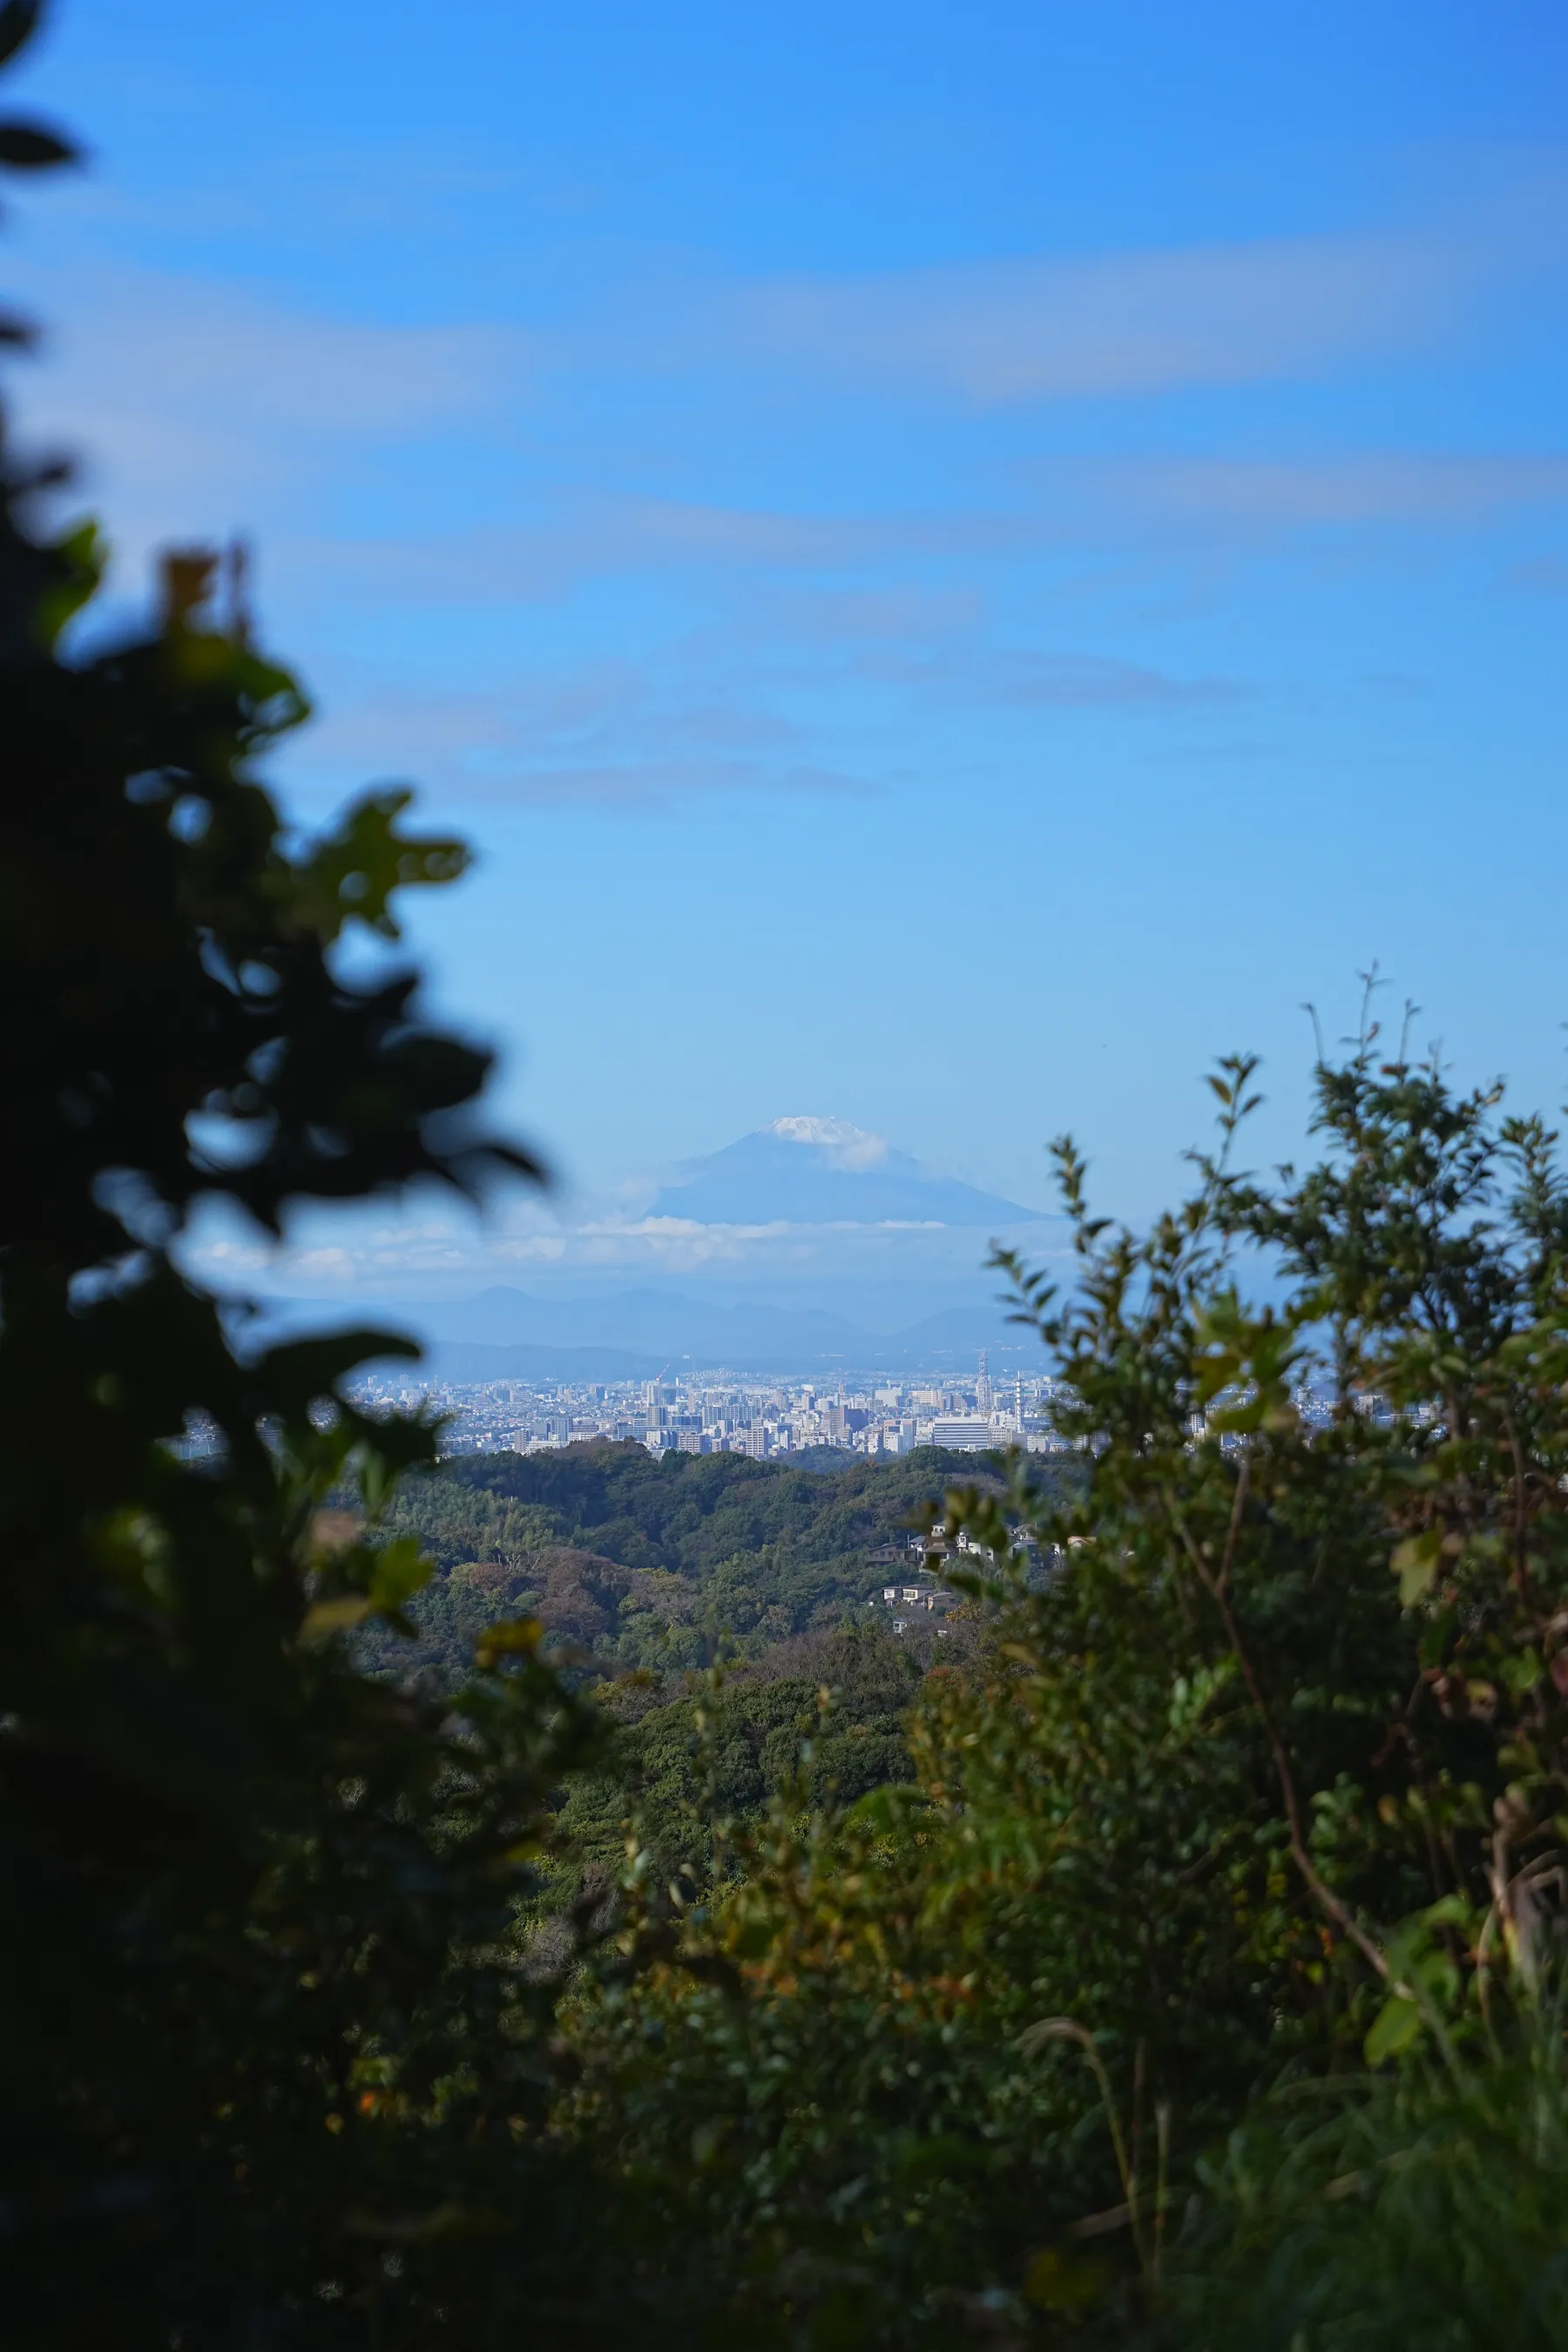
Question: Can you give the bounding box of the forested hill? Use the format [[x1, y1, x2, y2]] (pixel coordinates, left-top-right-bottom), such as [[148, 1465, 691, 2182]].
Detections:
[[382, 1437, 1017, 1578], [369, 1439, 1051, 1679]]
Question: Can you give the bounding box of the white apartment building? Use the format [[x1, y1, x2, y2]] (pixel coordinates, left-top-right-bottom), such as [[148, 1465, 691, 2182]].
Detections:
[[927, 1415, 997, 1450]]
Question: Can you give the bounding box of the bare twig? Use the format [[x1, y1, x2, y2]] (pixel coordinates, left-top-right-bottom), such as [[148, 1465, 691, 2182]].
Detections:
[[1501, 1407, 1534, 1600], [1017, 2018, 1152, 2281], [1154, 2099, 1171, 2289]]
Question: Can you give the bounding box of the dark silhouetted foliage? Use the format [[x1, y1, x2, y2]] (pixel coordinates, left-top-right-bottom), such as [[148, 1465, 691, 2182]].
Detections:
[[0, 16, 620, 2344]]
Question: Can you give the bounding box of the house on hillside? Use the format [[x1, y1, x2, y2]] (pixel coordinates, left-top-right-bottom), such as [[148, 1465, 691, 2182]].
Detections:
[[877, 1577, 958, 1620]]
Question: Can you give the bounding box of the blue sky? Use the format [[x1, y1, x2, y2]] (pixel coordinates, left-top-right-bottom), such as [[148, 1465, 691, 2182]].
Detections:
[[9, 0, 1568, 1298]]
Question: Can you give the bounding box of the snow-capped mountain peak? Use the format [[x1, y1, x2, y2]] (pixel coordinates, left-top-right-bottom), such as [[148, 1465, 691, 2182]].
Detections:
[[761, 1115, 889, 1171], [650, 1119, 1042, 1228]]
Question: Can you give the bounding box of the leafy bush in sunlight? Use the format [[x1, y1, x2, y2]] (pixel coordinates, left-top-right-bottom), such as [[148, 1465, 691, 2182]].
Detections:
[[562, 1013, 1568, 2344]]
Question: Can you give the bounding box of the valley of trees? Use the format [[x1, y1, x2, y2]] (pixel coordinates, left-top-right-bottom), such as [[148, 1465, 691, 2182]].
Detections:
[[8, 13, 1568, 2345], [362, 1443, 1005, 1883], [361, 1437, 1029, 1673]]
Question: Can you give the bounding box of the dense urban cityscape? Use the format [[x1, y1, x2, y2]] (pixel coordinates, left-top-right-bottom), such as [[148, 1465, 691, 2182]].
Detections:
[[345, 1354, 1369, 1461], [351, 1351, 1072, 1459]]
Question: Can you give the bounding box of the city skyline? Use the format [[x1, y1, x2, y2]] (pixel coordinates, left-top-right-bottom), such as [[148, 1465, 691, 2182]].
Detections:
[[355, 1354, 1071, 1466]]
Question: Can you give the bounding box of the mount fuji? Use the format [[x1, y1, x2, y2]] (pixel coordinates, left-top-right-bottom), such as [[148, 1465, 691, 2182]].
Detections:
[[648, 1116, 1043, 1228], [245, 1119, 1064, 1375]]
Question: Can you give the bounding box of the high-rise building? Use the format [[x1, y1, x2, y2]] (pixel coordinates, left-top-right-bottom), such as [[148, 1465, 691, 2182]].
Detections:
[[930, 1415, 994, 1451], [977, 1352, 993, 1417]]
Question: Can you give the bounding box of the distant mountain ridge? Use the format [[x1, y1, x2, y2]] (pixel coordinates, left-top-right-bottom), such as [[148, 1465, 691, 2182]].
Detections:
[[434, 1285, 862, 1354], [414, 1285, 1040, 1375], [649, 1116, 1044, 1228], [253, 1119, 1066, 1369]]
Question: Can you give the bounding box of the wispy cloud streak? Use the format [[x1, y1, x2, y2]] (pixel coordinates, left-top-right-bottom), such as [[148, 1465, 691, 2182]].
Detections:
[[720, 232, 1477, 403]]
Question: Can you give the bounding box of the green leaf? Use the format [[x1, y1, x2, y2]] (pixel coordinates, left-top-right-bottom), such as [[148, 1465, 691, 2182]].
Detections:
[[369, 1535, 434, 1612], [301, 1595, 372, 1641], [1502, 1647, 1542, 1697], [842, 1782, 936, 1835], [283, 788, 470, 945], [1392, 1530, 1442, 1607], [1024, 2247, 1111, 2317], [475, 1617, 544, 1668], [34, 517, 105, 647], [1364, 1993, 1423, 2067]]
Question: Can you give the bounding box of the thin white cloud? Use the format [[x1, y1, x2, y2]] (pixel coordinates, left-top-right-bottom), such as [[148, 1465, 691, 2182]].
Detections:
[[841, 642, 1240, 707], [9, 226, 1561, 616], [5, 217, 1524, 559], [275, 446, 1568, 625], [721, 232, 1476, 404], [180, 1193, 1047, 1292], [1088, 451, 1568, 533], [283, 666, 883, 809], [280, 624, 1239, 812], [10, 221, 1565, 831], [4, 257, 533, 551], [267, 500, 909, 612]]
